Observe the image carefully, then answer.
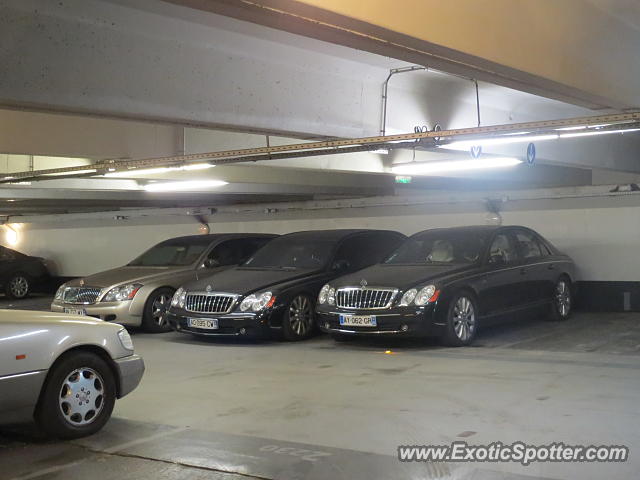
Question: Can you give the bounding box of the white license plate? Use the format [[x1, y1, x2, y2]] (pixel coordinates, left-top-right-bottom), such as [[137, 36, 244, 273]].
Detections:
[[188, 318, 219, 329], [64, 307, 87, 316], [339, 315, 377, 327]]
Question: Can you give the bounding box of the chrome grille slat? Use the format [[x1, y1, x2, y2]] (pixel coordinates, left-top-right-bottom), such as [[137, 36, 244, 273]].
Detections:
[[336, 287, 397, 310], [185, 293, 237, 314], [62, 287, 102, 305]]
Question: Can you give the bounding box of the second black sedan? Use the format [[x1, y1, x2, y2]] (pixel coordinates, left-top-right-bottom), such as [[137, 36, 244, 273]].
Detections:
[[317, 225, 576, 346], [166, 229, 406, 341]]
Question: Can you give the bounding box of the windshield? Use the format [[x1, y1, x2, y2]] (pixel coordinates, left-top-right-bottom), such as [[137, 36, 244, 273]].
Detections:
[[385, 230, 488, 265], [242, 237, 334, 270], [128, 237, 212, 266]]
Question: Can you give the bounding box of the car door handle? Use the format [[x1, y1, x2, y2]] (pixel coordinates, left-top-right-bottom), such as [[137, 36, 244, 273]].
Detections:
[[520, 267, 527, 275], [547, 264, 555, 270]]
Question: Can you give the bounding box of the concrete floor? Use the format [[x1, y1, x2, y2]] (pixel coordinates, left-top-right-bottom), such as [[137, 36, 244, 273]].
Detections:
[[1, 296, 639, 480]]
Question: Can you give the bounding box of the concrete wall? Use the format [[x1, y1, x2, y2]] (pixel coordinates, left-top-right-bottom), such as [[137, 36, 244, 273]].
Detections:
[[6, 193, 640, 283]]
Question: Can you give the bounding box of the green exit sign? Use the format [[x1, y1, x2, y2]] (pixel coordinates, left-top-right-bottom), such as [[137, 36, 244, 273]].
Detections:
[[395, 175, 412, 184]]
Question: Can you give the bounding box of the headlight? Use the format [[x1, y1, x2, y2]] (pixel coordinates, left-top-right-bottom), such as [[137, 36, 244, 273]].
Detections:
[[172, 287, 186, 308], [54, 284, 66, 301], [117, 328, 134, 351], [318, 283, 331, 305], [414, 285, 437, 306], [318, 284, 336, 305], [102, 283, 142, 302], [240, 291, 274, 312], [399, 288, 417, 306]]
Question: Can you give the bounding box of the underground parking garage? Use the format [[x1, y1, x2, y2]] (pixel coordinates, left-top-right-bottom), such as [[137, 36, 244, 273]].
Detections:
[[1, 1, 640, 479]]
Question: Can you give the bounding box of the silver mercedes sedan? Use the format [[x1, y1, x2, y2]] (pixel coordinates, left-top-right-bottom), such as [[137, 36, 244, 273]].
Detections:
[[51, 233, 276, 332], [0, 310, 144, 439]]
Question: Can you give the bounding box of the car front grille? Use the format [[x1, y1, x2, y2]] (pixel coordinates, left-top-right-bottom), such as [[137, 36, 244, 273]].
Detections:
[[336, 288, 398, 310], [62, 287, 102, 305], [185, 293, 237, 314]]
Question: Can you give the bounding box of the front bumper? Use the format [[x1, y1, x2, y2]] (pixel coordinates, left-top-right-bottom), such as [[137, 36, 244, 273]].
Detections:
[[114, 354, 145, 398], [51, 301, 142, 327], [166, 310, 273, 337], [317, 305, 440, 337]]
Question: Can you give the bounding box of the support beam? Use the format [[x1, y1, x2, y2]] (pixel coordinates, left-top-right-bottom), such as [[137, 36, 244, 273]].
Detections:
[[177, 0, 640, 110]]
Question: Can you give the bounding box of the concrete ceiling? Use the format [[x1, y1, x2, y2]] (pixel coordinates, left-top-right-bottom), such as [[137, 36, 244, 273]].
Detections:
[[0, 0, 639, 217]]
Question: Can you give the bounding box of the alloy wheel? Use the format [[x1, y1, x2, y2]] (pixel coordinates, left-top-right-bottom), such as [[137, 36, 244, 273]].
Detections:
[[9, 276, 29, 298], [556, 281, 571, 317], [152, 294, 171, 326], [452, 296, 475, 342], [289, 296, 313, 337], [58, 367, 105, 426]]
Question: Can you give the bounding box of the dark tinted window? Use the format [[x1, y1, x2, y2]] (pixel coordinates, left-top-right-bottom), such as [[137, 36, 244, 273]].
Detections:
[[243, 236, 334, 270], [332, 233, 392, 271], [128, 236, 212, 266], [514, 230, 543, 259], [488, 233, 518, 264], [386, 230, 489, 265], [207, 240, 242, 266]]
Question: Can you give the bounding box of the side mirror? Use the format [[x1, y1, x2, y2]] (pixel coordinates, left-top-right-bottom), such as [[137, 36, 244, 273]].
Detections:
[[332, 259, 350, 271], [203, 258, 220, 269]]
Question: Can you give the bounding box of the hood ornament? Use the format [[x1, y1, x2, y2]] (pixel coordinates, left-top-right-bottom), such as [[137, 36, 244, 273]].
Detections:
[[205, 284, 213, 293], [79, 279, 85, 286], [360, 279, 368, 289]]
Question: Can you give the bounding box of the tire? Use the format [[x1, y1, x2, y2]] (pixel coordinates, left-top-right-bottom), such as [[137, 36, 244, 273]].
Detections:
[[282, 294, 316, 341], [35, 351, 116, 439], [440, 292, 478, 347], [5, 273, 31, 299], [141, 287, 174, 333], [548, 277, 572, 321]]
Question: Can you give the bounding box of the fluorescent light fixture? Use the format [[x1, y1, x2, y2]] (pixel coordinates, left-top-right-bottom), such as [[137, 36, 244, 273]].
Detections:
[[144, 179, 228, 192], [105, 163, 213, 177], [5, 225, 18, 246], [559, 127, 640, 139], [391, 157, 522, 175], [440, 126, 640, 151], [441, 134, 558, 150], [43, 169, 98, 176], [371, 148, 390, 155]]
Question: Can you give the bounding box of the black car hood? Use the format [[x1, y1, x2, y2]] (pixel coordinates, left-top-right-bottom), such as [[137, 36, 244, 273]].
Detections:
[[184, 267, 323, 294], [332, 263, 476, 290]]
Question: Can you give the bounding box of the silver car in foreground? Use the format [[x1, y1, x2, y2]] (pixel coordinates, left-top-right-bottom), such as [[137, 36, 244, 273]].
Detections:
[[0, 310, 144, 439], [51, 233, 276, 332]]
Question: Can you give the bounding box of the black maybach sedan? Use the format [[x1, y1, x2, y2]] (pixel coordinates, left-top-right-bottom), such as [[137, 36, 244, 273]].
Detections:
[[166, 229, 406, 341], [0, 245, 50, 299], [316, 225, 576, 346]]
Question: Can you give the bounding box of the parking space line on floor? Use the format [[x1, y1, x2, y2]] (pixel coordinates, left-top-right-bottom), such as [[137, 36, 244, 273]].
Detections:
[[100, 426, 191, 454], [9, 460, 87, 480]]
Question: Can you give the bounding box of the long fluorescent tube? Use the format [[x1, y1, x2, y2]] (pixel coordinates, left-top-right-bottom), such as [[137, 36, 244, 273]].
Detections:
[[43, 169, 98, 176], [106, 163, 213, 177], [391, 157, 522, 175], [441, 134, 558, 150], [559, 127, 640, 139], [440, 126, 640, 151], [144, 179, 228, 192]]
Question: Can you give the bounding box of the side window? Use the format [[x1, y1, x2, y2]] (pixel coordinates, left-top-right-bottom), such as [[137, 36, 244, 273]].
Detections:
[[514, 231, 543, 260], [207, 240, 242, 267], [488, 233, 518, 265]]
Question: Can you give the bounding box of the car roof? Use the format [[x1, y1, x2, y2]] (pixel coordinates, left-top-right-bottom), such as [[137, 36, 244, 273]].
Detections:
[[159, 233, 278, 244], [410, 225, 532, 237], [276, 229, 405, 242]]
